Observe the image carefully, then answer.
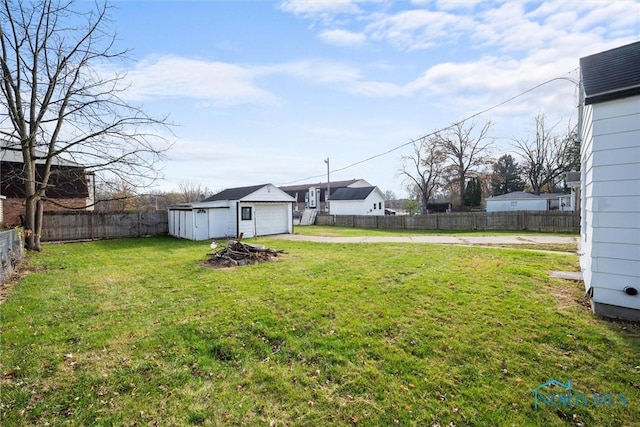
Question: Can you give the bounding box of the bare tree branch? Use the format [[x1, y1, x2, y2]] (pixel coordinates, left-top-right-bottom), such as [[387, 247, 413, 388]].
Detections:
[[431, 120, 493, 207], [513, 113, 577, 194], [1, 0, 172, 250], [397, 137, 445, 213]]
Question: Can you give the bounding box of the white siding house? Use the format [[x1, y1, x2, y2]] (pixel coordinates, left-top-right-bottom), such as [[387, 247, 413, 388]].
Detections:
[[280, 179, 372, 212], [579, 41, 640, 321], [168, 184, 295, 241], [485, 191, 571, 212], [329, 186, 385, 215]]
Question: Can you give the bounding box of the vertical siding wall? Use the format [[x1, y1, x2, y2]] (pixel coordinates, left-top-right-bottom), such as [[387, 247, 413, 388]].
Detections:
[[40, 211, 168, 242], [316, 211, 579, 232], [580, 103, 594, 290], [582, 96, 640, 311]]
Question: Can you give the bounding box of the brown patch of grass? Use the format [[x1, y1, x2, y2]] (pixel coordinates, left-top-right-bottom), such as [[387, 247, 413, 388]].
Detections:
[[0, 265, 47, 304]]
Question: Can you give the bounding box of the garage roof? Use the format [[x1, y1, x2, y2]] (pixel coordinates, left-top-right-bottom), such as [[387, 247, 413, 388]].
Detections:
[[202, 184, 270, 202]]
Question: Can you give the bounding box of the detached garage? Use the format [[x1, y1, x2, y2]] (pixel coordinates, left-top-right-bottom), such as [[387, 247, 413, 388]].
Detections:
[[168, 183, 295, 241]]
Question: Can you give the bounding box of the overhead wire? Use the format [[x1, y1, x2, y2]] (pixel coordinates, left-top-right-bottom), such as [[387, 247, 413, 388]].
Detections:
[[277, 69, 580, 186]]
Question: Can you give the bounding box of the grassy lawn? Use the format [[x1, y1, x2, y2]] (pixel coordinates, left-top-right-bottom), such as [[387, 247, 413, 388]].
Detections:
[[1, 236, 638, 426], [294, 226, 579, 253], [294, 225, 579, 238]]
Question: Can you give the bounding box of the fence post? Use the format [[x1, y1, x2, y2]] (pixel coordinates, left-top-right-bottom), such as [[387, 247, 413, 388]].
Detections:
[[89, 212, 94, 240]]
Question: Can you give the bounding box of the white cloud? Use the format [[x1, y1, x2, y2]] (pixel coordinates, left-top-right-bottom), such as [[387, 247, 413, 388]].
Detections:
[[366, 9, 475, 50], [435, 0, 483, 11], [278, 0, 363, 19], [162, 137, 315, 190], [257, 60, 363, 85], [318, 29, 366, 46], [123, 56, 276, 106]]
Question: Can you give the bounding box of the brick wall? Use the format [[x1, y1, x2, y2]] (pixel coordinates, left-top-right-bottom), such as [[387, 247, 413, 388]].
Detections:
[[2, 197, 89, 226]]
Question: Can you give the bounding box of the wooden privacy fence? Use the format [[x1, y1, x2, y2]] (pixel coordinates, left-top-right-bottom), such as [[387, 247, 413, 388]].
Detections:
[[316, 211, 580, 233], [41, 211, 168, 242]]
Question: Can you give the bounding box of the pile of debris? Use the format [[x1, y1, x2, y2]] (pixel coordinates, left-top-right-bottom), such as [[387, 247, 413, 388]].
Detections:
[[206, 237, 285, 268]]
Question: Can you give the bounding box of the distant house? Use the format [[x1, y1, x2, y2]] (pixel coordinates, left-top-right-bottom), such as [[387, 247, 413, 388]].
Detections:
[[0, 144, 95, 226], [485, 191, 572, 213], [168, 183, 295, 241], [578, 41, 640, 321], [329, 186, 386, 216], [280, 179, 372, 212], [564, 171, 581, 215]]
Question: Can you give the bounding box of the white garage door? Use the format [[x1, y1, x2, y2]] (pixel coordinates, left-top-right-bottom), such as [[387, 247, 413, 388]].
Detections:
[[255, 204, 289, 236]]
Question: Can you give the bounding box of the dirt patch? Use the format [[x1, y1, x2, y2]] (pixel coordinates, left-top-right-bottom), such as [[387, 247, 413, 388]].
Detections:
[[549, 283, 591, 312], [550, 286, 576, 309], [0, 265, 47, 304]]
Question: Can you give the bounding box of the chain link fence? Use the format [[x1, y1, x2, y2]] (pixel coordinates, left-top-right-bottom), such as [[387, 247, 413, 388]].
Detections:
[[0, 228, 24, 283]]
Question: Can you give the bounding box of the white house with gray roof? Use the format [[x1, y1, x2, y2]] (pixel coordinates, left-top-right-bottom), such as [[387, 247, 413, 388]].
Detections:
[[485, 191, 572, 212], [578, 41, 640, 321], [328, 186, 385, 216], [168, 184, 295, 240]]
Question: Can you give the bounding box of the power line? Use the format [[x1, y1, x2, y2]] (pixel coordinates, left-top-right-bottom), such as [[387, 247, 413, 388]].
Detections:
[[277, 69, 580, 185]]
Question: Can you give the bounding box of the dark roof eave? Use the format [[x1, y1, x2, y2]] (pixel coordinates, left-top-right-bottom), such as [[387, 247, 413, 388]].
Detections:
[[584, 85, 640, 105]]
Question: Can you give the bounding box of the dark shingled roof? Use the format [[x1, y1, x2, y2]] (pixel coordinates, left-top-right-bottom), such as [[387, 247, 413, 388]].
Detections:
[[279, 179, 359, 193], [202, 184, 270, 202], [330, 186, 376, 201], [580, 41, 640, 105], [280, 179, 364, 203]]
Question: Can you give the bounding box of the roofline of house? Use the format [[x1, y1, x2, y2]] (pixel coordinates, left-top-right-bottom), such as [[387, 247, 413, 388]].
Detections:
[[584, 85, 640, 105]]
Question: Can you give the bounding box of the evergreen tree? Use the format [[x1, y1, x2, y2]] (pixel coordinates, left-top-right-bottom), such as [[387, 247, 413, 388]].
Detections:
[[490, 154, 525, 195], [464, 177, 482, 207]]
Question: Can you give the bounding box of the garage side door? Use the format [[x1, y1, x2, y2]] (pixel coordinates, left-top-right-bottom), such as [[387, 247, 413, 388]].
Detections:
[[255, 204, 289, 236]]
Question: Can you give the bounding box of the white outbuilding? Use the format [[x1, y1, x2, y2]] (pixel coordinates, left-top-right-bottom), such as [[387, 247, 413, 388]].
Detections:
[[485, 191, 571, 212], [578, 41, 640, 321], [328, 186, 386, 215], [168, 183, 295, 241]]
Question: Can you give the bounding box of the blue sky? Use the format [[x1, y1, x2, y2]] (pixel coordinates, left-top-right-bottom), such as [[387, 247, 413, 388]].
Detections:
[[105, 0, 639, 197]]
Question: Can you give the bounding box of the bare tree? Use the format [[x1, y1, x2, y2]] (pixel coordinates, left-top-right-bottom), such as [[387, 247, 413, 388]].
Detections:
[[383, 190, 396, 202], [513, 114, 578, 194], [177, 180, 212, 203], [433, 120, 493, 207], [1, 0, 170, 250], [397, 137, 445, 213], [94, 178, 135, 212]]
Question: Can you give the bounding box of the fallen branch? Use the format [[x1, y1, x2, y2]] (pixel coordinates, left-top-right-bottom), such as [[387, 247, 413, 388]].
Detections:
[[206, 240, 285, 267]]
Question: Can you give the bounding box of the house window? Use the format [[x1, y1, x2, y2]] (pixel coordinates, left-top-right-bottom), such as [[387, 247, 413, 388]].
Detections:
[[373, 203, 377, 210], [241, 207, 252, 220], [378, 202, 382, 210]]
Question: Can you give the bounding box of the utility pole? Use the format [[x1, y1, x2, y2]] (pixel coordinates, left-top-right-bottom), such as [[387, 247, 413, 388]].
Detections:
[[324, 157, 330, 214]]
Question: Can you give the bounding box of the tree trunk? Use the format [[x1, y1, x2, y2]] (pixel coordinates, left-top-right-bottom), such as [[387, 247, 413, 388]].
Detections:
[[24, 195, 38, 251], [23, 155, 39, 250], [34, 199, 44, 251]]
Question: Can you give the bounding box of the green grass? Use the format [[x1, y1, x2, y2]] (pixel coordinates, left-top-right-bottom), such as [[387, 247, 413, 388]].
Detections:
[[295, 225, 579, 238], [1, 236, 638, 426]]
